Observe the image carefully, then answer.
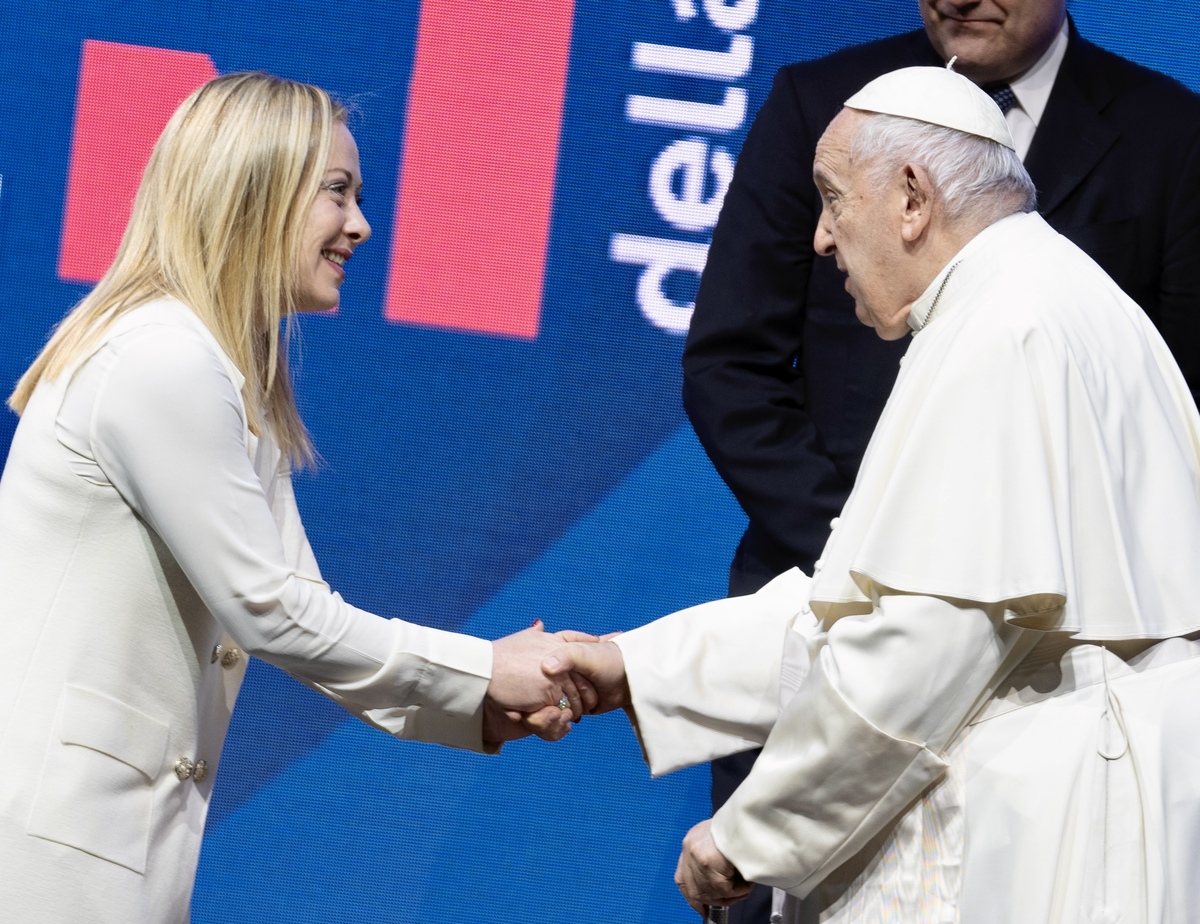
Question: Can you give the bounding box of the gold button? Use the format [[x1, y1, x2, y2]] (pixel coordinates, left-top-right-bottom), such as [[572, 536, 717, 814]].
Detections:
[[220, 648, 242, 669], [193, 760, 209, 782], [210, 645, 223, 664], [174, 758, 194, 781]]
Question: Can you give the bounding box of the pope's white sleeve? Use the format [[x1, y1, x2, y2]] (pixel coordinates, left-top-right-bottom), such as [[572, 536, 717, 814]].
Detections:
[[74, 325, 492, 750], [711, 592, 1031, 896], [613, 568, 815, 775]]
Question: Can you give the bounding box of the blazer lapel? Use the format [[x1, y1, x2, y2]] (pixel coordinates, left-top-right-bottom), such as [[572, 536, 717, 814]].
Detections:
[[1024, 22, 1119, 216]]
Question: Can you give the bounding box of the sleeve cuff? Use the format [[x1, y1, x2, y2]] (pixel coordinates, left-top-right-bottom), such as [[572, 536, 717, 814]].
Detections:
[[711, 658, 947, 896], [308, 625, 494, 752], [616, 568, 813, 776]]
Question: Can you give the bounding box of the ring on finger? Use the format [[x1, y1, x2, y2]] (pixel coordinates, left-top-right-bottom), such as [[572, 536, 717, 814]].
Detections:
[[557, 696, 570, 710]]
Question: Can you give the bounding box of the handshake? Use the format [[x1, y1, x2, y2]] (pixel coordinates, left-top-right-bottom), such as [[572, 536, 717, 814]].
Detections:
[[481, 619, 628, 745], [483, 619, 754, 916]]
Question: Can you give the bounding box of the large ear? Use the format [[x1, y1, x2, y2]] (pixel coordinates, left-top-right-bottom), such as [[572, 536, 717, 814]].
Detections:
[[899, 163, 934, 243]]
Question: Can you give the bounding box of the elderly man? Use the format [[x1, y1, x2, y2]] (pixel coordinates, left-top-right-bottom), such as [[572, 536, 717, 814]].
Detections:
[[690, 8, 1200, 914], [549, 66, 1200, 922]]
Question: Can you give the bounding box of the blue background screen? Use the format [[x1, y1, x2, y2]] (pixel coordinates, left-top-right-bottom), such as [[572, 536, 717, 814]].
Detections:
[[1, 1, 1197, 919]]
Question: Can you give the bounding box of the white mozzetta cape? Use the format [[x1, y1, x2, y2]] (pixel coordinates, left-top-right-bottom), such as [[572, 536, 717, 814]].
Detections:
[[809, 211, 1200, 638]]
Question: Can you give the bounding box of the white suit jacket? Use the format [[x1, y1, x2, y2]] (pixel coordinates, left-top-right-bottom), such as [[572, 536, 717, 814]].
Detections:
[[0, 299, 493, 923]]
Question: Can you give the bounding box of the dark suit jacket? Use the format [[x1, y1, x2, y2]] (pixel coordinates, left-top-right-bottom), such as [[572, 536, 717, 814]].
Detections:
[[683, 23, 1200, 592]]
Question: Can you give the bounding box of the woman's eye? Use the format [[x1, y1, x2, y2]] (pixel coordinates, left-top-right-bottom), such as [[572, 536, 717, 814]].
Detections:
[[321, 182, 348, 202]]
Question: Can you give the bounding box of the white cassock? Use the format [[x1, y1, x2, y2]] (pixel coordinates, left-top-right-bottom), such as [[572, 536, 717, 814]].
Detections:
[[615, 212, 1200, 923]]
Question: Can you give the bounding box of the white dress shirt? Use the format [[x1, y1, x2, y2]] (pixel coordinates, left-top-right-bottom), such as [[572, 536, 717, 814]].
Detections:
[[1005, 20, 1069, 160]]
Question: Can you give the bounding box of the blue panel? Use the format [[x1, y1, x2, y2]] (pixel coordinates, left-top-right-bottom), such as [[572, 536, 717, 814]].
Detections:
[[197, 424, 745, 920]]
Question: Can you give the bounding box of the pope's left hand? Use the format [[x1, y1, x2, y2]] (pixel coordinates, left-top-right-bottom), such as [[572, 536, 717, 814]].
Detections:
[[674, 819, 754, 916]]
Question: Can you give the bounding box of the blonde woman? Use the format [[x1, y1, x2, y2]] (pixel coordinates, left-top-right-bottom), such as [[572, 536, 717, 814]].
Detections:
[[0, 73, 588, 923]]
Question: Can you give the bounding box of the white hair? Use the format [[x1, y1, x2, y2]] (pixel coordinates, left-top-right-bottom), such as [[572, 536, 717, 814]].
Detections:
[[850, 113, 1036, 224]]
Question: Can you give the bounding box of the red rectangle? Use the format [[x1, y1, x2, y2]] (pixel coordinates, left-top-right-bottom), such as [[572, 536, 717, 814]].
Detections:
[[59, 40, 217, 283], [385, 0, 575, 338]]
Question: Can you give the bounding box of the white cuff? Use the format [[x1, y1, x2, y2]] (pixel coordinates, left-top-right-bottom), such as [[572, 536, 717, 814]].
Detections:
[[712, 658, 947, 895], [617, 568, 812, 776]]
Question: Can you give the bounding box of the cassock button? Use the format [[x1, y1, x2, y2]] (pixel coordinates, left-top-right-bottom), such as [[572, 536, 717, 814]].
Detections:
[[829, 517, 840, 530], [813, 559, 824, 572], [220, 648, 242, 669], [174, 758, 194, 781], [193, 760, 210, 782]]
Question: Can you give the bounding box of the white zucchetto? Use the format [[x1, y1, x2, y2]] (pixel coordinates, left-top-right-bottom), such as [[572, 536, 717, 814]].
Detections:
[[845, 63, 1016, 151]]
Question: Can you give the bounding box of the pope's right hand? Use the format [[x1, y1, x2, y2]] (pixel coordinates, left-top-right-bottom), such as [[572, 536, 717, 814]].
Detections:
[[542, 640, 629, 715]]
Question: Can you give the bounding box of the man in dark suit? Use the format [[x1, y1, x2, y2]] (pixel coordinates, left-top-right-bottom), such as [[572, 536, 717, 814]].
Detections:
[[682, 2, 1200, 919]]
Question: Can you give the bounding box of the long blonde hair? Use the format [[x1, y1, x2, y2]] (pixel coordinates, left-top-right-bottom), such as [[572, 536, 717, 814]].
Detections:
[[10, 72, 347, 466]]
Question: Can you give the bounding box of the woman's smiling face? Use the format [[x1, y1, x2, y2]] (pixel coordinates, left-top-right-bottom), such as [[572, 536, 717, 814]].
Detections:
[[294, 121, 371, 313]]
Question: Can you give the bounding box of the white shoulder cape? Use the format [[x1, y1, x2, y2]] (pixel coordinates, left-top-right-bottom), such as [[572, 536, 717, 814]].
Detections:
[[809, 212, 1200, 639]]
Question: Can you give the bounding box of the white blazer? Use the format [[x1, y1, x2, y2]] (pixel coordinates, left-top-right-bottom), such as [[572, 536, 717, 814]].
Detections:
[[0, 299, 493, 923]]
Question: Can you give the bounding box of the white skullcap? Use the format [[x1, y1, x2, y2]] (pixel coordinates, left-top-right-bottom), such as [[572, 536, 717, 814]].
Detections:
[[844, 61, 1016, 150]]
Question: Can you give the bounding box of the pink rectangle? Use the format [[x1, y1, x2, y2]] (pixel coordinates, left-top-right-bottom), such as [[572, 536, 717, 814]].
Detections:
[[385, 0, 575, 338], [59, 40, 217, 283]]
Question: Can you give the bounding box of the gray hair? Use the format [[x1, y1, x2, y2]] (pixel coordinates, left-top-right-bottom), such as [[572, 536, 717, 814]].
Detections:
[[850, 113, 1036, 224]]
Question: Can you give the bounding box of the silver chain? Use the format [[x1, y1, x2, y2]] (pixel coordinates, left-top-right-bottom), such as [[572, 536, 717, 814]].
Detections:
[[919, 260, 962, 330]]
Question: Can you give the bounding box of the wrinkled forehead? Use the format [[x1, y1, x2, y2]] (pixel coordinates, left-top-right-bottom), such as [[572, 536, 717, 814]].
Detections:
[[813, 108, 864, 181]]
